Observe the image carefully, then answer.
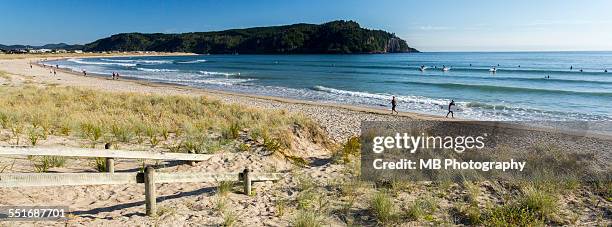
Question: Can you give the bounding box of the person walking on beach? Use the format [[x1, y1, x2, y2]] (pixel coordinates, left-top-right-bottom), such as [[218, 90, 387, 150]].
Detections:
[[112, 72, 116, 80], [82, 70, 87, 76], [446, 100, 455, 118], [53, 69, 56, 76], [390, 96, 399, 115]]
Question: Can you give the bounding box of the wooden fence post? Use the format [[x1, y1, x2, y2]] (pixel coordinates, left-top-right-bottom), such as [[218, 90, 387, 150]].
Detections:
[[104, 143, 114, 173], [243, 168, 251, 196], [144, 166, 156, 216], [187, 151, 196, 166], [106, 158, 115, 173]]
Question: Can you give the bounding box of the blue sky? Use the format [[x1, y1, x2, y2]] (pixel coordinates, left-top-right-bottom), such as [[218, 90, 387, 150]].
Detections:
[[2, 0, 612, 51]]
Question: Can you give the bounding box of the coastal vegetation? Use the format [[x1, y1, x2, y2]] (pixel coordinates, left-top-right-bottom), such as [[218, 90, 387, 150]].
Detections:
[[0, 85, 330, 157], [84, 20, 418, 54]]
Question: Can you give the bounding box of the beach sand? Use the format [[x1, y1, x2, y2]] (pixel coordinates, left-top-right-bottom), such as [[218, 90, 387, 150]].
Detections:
[[1, 56, 450, 142], [0, 55, 609, 226]]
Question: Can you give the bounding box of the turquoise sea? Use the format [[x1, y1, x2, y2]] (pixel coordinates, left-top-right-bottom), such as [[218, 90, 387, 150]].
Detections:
[[45, 52, 612, 121]]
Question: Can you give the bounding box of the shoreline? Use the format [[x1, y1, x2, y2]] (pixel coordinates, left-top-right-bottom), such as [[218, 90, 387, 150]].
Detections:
[[2, 55, 611, 141], [43, 58, 443, 120]]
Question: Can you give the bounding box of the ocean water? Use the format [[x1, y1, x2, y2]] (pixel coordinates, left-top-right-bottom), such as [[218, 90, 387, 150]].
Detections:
[[44, 52, 612, 121]]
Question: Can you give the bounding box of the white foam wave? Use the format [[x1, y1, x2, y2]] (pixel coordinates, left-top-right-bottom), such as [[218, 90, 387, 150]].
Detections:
[[176, 59, 207, 64], [67, 58, 136, 67], [313, 85, 451, 106], [165, 78, 255, 86], [313, 85, 389, 100], [198, 71, 240, 76], [196, 78, 254, 86], [101, 58, 172, 64], [136, 68, 178, 72]]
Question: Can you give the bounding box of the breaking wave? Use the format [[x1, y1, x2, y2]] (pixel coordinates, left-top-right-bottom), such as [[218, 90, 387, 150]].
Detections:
[[176, 59, 208, 64], [67, 58, 136, 67], [136, 68, 178, 72], [100, 58, 172, 64]]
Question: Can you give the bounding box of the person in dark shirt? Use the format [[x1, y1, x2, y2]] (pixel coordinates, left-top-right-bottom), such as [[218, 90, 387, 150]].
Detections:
[[390, 96, 399, 115], [446, 100, 455, 118]]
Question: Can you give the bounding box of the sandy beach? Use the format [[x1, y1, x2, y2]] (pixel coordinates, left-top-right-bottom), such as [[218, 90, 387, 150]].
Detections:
[[0, 54, 610, 226], [3, 55, 451, 142]]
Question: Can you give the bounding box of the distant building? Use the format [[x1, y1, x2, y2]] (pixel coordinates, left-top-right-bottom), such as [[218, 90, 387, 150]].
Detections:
[[72, 50, 83, 53], [29, 49, 52, 53], [54, 49, 68, 53], [8, 49, 28, 54]]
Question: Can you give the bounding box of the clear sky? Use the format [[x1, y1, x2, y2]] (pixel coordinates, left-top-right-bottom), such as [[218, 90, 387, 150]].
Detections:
[[2, 0, 612, 51]]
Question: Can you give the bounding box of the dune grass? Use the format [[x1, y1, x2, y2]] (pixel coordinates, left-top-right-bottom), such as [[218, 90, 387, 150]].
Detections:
[[0, 85, 329, 153], [370, 191, 395, 224], [293, 210, 322, 227]]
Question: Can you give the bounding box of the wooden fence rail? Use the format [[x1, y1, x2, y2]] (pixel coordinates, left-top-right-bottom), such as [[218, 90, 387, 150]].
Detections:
[[0, 146, 213, 173], [0, 169, 283, 216], [0, 146, 212, 161], [0, 146, 284, 216], [0, 171, 282, 187]]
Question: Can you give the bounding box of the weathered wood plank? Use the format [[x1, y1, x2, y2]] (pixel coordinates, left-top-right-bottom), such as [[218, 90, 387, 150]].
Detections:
[[246, 173, 283, 182], [0, 172, 283, 187], [0, 146, 212, 161], [0, 173, 139, 187], [155, 172, 239, 183]]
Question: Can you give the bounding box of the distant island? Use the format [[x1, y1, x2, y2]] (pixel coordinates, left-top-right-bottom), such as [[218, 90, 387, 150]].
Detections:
[[84, 20, 418, 54]]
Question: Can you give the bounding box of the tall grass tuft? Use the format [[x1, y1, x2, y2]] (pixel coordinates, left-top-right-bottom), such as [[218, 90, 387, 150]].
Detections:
[[93, 158, 107, 172], [32, 156, 66, 172], [217, 181, 233, 196], [338, 136, 360, 163], [370, 191, 395, 224], [405, 196, 438, 221], [293, 210, 322, 227], [27, 126, 43, 146]]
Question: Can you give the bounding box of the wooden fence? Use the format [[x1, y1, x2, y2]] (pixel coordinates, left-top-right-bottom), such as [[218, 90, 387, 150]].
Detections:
[[0, 146, 283, 216], [0, 146, 213, 173]]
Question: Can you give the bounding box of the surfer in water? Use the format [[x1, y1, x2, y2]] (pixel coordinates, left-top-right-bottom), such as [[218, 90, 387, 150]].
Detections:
[[446, 100, 455, 118], [391, 96, 399, 115]]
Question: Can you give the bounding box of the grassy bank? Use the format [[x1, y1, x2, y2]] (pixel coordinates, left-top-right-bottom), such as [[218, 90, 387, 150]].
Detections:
[[0, 85, 329, 154]]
